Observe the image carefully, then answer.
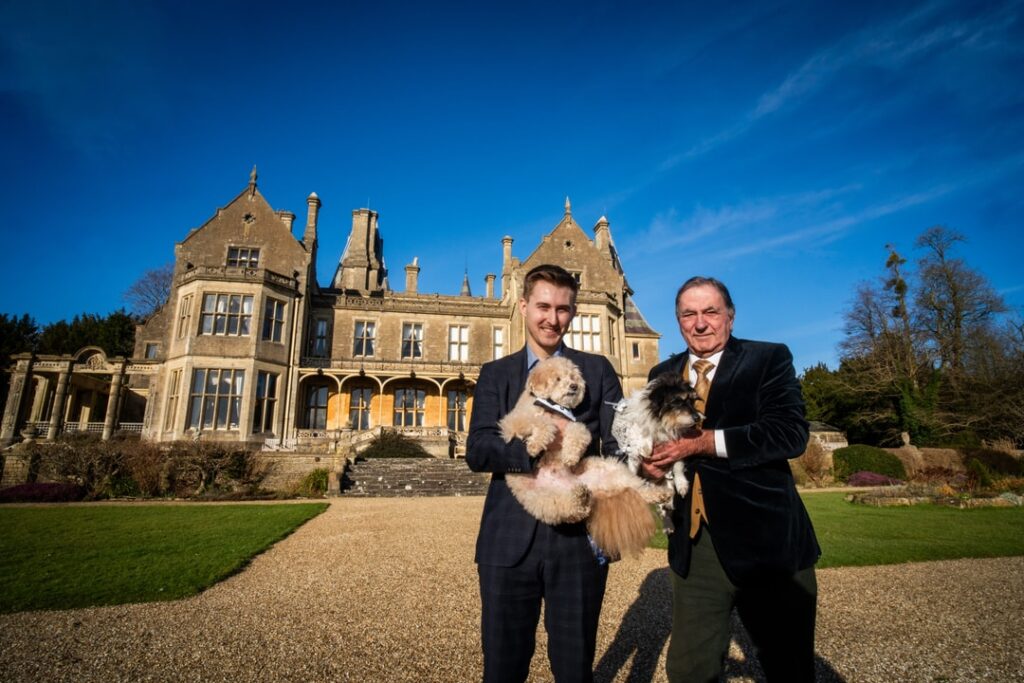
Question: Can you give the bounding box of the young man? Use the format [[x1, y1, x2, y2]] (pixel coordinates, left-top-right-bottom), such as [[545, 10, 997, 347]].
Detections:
[[642, 276, 820, 682], [467, 264, 623, 683]]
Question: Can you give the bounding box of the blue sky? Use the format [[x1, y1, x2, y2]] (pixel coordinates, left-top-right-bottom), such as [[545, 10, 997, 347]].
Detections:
[[2, 0, 1022, 373]]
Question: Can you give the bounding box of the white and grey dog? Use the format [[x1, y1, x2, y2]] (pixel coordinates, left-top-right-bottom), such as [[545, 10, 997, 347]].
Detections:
[[611, 372, 704, 532]]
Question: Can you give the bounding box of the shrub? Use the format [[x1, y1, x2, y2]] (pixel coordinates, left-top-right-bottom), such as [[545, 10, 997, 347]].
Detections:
[[0, 482, 87, 503], [833, 444, 907, 482], [958, 447, 1024, 478], [991, 477, 1024, 495], [795, 441, 831, 487], [123, 441, 168, 497], [360, 430, 431, 458], [847, 471, 904, 487], [965, 458, 994, 490], [167, 441, 271, 496], [296, 468, 329, 497], [25, 435, 127, 499]]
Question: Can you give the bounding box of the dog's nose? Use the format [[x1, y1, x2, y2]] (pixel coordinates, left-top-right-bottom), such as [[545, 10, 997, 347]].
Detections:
[[569, 383, 579, 392]]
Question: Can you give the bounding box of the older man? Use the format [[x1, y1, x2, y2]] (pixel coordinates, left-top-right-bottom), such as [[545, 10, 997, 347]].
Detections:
[[642, 276, 820, 682]]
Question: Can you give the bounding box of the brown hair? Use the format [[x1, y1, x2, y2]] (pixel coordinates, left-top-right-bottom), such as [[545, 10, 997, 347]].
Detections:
[[522, 264, 579, 301], [675, 276, 735, 315]]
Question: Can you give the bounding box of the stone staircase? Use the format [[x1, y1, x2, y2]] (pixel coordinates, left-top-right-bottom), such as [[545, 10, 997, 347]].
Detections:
[[341, 457, 490, 497]]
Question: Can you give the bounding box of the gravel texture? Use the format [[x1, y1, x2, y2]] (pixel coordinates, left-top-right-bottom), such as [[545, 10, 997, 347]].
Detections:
[[1, 497, 1021, 682]]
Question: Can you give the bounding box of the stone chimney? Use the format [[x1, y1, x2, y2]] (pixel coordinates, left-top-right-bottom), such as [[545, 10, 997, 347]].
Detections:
[[501, 236, 513, 297], [305, 192, 320, 245], [593, 215, 610, 252], [405, 257, 420, 294], [278, 211, 295, 233], [339, 208, 384, 291], [485, 273, 496, 299]]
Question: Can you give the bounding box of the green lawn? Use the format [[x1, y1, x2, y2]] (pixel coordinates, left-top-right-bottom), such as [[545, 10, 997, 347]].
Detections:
[[651, 492, 1024, 567], [0, 503, 328, 614]]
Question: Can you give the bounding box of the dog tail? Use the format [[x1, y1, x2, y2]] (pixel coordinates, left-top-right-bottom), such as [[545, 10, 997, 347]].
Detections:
[[586, 489, 656, 561]]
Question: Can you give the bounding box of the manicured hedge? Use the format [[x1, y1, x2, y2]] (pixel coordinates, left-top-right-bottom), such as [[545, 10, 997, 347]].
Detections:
[[958, 447, 1024, 477], [833, 444, 907, 482]]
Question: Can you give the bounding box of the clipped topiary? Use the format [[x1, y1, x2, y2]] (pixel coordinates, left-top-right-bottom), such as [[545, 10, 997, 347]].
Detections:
[[958, 447, 1024, 478], [360, 430, 431, 459], [833, 444, 907, 482]]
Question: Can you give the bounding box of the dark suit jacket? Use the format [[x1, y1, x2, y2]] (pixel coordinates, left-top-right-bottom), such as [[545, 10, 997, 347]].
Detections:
[[467, 346, 623, 567], [650, 336, 820, 586]]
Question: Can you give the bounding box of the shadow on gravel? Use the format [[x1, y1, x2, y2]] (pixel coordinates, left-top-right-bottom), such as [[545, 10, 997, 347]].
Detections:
[[596, 568, 847, 682]]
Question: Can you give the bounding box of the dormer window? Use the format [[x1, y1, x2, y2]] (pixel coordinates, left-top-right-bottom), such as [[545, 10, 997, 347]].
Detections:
[[227, 246, 260, 268]]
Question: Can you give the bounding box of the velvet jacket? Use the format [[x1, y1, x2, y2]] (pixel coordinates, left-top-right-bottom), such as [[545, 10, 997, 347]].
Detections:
[[466, 346, 623, 567], [650, 336, 820, 586]]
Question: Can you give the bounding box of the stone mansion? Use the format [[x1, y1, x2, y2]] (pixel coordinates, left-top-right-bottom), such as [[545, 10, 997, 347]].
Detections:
[[1, 170, 660, 457]]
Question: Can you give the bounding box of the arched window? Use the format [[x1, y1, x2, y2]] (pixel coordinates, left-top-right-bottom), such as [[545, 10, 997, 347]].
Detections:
[[349, 387, 373, 430], [393, 388, 425, 427], [306, 385, 329, 429], [447, 389, 468, 431]]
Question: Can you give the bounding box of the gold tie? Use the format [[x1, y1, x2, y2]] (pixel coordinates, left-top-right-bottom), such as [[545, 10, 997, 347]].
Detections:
[[689, 359, 714, 539]]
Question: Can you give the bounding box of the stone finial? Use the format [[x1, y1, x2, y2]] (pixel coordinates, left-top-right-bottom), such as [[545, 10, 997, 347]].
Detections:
[[248, 165, 258, 197], [461, 269, 473, 297], [565, 196, 572, 216]]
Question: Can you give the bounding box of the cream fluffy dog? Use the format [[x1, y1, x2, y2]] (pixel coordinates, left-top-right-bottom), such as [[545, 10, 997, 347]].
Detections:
[[500, 356, 671, 559]]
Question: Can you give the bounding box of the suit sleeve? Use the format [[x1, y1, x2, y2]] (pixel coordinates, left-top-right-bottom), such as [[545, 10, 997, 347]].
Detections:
[[466, 361, 533, 474], [721, 343, 809, 470], [598, 356, 624, 457]]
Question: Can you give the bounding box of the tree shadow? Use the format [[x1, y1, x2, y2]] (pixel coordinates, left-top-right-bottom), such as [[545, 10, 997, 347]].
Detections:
[[596, 568, 847, 682]]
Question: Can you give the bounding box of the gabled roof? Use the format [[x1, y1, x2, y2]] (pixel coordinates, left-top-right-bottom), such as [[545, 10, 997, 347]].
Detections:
[[623, 297, 658, 336]]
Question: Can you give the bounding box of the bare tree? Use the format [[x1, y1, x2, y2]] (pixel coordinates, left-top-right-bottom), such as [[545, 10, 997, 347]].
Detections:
[[915, 226, 1006, 383], [124, 263, 175, 319]]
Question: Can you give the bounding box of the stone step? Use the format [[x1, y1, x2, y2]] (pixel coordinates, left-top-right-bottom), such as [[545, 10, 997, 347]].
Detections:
[[341, 457, 490, 497]]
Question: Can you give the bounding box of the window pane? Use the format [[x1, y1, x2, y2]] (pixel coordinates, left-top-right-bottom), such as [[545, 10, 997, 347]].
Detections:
[[202, 397, 215, 428]]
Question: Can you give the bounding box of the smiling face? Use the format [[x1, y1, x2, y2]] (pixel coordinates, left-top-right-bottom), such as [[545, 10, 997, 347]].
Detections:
[[520, 280, 576, 357], [676, 284, 734, 357]]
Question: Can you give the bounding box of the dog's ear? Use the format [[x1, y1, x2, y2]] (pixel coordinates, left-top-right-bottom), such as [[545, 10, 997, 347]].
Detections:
[[528, 362, 557, 398]]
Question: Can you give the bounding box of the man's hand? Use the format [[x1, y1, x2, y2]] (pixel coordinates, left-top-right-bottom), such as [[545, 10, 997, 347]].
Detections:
[[640, 430, 715, 479]]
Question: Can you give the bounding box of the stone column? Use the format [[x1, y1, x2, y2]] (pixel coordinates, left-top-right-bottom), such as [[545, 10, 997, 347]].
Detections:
[[102, 370, 124, 441], [1, 356, 33, 447], [47, 364, 72, 441]]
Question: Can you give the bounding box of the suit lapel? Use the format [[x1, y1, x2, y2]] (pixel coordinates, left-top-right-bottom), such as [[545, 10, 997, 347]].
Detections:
[[506, 348, 529, 409], [703, 337, 742, 424]]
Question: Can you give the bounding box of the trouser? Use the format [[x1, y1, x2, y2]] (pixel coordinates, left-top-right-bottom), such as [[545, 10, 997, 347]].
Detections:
[[478, 522, 609, 683], [666, 529, 817, 683]]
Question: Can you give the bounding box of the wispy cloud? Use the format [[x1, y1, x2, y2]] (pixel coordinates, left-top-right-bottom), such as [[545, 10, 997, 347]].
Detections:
[[661, 0, 1020, 170], [705, 184, 957, 261]]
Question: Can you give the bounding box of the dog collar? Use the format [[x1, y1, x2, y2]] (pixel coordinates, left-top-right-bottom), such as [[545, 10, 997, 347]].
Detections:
[[532, 397, 577, 422]]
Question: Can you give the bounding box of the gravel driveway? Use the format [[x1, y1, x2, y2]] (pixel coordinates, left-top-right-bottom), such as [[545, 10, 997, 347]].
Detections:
[[1, 497, 1021, 682]]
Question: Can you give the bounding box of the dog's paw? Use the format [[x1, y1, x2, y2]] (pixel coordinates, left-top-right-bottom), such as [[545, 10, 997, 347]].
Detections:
[[523, 420, 558, 456], [565, 483, 592, 522], [560, 422, 592, 465]]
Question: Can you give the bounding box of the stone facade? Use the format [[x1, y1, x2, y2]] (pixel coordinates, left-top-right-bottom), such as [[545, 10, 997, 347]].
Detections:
[[1, 171, 659, 459]]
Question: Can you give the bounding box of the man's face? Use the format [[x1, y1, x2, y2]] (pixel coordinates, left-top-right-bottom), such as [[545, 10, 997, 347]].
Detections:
[[520, 281, 575, 356], [676, 284, 734, 357]]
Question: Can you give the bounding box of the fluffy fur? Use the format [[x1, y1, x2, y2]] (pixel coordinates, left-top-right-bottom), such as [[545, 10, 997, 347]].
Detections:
[[500, 357, 671, 559], [611, 372, 703, 532]]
